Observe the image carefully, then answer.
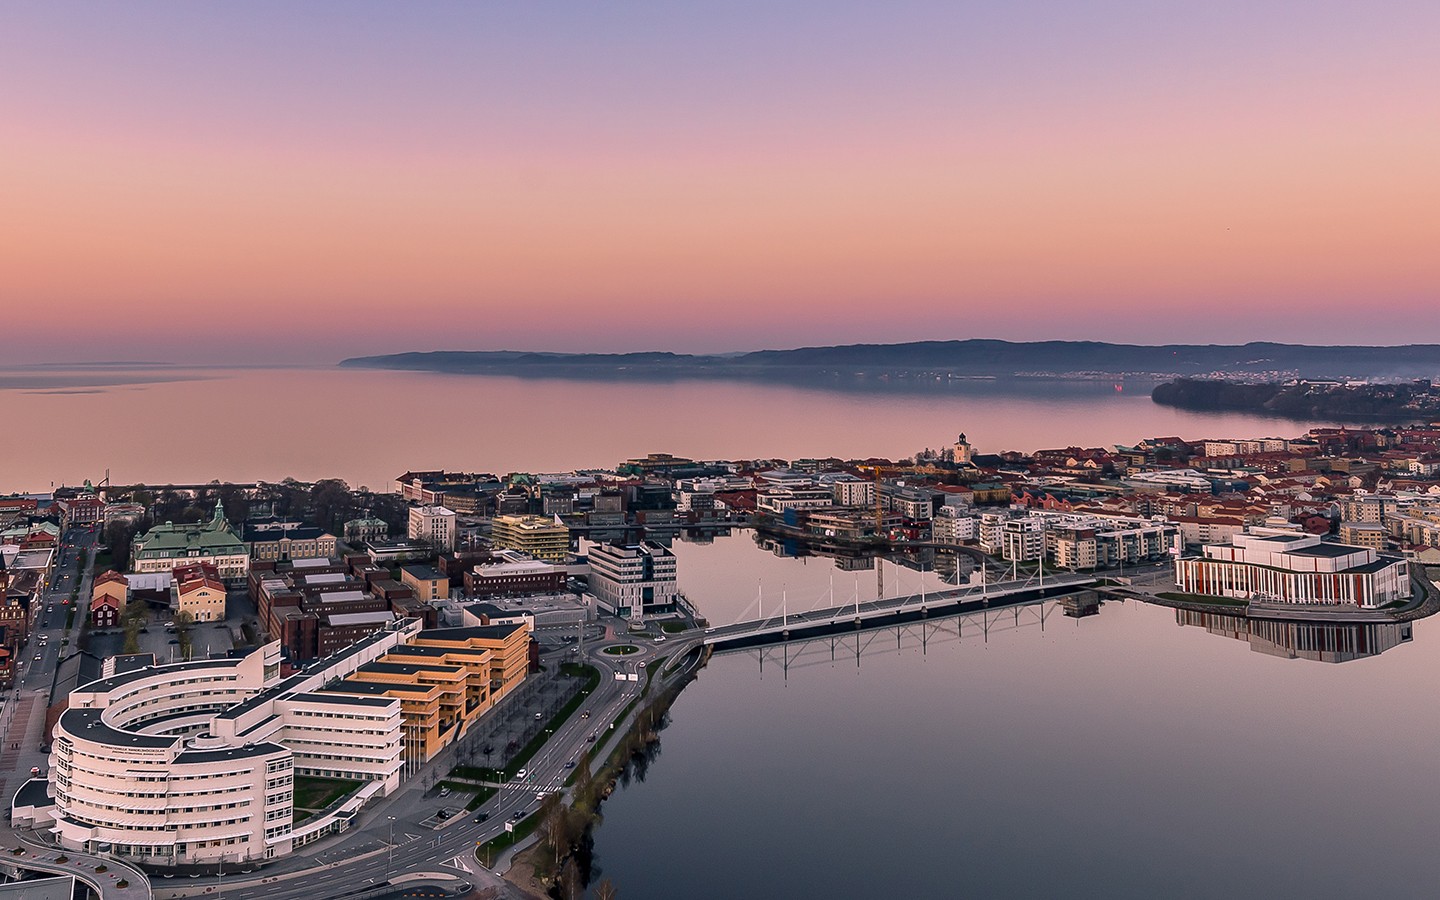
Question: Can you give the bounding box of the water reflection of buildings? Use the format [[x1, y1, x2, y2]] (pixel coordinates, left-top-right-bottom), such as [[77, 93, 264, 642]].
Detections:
[[1176, 610, 1414, 663], [752, 537, 974, 583]]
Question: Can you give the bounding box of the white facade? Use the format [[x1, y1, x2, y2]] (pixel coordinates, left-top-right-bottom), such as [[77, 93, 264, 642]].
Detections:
[[407, 505, 456, 551], [588, 541, 678, 618], [756, 489, 834, 515], [932, 508, 977, 544], [1175, 531, 1411, 608], [1001, 519, 1045, 562], [42, 621, 424, 866], [827, 476, 875, 508]]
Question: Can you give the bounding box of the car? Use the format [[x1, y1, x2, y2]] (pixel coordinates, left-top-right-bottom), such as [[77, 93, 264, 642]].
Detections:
[[638, 662, 646, 668], [586, 733, 596, 743], [564, 761, 576, 769], [515, 769, 528, 780], [535, 791, 550, 801], [34, 655, 41, 661], [580, 710, 590, 719], [437, 809, 451, 820], [473, 812, 490, 823], [439, 787, 452, 798], [534, 712, 543, 720], [654, 635, 666, 643]]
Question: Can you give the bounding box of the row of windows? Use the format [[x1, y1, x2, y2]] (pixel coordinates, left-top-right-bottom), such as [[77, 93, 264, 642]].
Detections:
[[288, 709, 394, 721], [64, 809, 251, 830]]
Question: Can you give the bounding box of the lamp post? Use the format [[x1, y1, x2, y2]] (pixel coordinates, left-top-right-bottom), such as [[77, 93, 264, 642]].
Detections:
[[386, 815, 396, 881]]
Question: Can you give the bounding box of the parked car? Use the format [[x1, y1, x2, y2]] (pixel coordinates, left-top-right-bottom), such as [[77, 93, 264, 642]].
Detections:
[[439, 786, 451, 798]]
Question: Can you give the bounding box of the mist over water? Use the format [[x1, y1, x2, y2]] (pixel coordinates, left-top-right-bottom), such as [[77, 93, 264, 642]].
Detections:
[[0, 367, 1319, 492]]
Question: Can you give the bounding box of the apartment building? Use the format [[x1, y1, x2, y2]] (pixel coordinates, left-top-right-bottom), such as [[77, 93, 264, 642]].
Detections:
[[407, 505, 457, 552]]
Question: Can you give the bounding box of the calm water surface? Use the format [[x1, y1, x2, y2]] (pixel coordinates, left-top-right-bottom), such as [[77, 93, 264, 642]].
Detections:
[[0, 366, 1319, 492], [2, 366, 1409, 897], [594, 534, 1437, 899]]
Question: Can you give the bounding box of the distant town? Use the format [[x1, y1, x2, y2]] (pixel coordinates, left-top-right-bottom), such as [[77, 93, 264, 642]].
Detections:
[[3, 422, 1440, 898]]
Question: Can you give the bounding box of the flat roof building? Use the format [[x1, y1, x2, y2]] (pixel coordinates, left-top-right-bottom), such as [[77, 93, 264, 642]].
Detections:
[[1175, 531, 1411, 609], [491, 515, 570, 563]]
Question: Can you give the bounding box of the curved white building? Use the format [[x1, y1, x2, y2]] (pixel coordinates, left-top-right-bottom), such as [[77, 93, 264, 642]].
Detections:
[[43, 621, 422, 866]]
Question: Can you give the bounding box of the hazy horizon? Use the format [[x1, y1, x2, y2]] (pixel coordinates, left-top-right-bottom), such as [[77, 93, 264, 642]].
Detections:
[[3, 2, 1436, 364]]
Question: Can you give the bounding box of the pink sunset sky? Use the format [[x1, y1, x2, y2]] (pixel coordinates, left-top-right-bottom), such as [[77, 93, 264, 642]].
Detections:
[[2, 1, 1437, 364]]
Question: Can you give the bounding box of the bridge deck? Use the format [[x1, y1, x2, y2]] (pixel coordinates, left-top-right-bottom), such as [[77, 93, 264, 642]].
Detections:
[[703, 574, 1095, 649]]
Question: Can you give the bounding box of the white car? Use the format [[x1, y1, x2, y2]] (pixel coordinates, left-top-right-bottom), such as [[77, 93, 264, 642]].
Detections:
[[514, 769, 528, 780]]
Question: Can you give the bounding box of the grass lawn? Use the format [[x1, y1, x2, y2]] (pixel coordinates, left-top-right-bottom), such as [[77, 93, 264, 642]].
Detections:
[[660, 621, 688, 634], [1156, 591, 1249, 607], [292, 775, 359, 813]]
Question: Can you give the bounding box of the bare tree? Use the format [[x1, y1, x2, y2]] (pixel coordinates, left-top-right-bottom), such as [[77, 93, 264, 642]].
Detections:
[[541, 794, 568, 867]]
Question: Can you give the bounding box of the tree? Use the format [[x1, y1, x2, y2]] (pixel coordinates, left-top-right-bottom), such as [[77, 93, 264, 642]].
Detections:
[[174, 611, 195, 659], [573, 754, 593, 797], [104, 519, 139, 571], [540, 793, 568, 868], [593, 878, 618, 900]]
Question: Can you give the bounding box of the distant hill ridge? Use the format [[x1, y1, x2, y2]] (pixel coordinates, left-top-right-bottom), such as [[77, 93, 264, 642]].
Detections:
[[340, 340, 1440, 380]]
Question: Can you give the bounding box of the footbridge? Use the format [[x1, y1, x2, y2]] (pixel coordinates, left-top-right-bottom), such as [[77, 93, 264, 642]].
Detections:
[[700, 572, 1097, 652]]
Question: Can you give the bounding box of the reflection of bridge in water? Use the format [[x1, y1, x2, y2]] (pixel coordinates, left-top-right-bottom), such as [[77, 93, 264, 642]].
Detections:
[[701, 572, 1096, 657]]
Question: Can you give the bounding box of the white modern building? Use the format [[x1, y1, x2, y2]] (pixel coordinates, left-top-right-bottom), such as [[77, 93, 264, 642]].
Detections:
[[588, 541, 679, 618], [755, 488, 834, 515], [32, 620, 426, 866], [825, 474, 875, 508], [931, 507, 977, 544], [1174, 531, 1411, 608], [407, 505, 456, 551]]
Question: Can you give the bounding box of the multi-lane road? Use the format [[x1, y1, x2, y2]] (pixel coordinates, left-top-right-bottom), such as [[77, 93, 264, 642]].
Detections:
[[182, 631, 688, 900]]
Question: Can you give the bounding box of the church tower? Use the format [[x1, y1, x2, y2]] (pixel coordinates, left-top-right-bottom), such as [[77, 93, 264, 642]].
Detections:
[[954, 433, 974, 465]]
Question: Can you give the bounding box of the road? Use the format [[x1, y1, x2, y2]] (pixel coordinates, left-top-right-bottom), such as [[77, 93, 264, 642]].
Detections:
[[167, 630, 687, 900], [2, 525, 98, 769]]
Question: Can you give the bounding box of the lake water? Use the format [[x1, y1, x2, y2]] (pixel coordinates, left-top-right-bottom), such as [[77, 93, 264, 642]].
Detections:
[[594, 533, 1436, 899], [2, 364, 1406, 897], [0, 365, 1316, 493]]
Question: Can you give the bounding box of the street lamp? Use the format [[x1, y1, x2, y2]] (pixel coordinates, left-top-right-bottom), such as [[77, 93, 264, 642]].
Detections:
[[386, 815, 396, 881]]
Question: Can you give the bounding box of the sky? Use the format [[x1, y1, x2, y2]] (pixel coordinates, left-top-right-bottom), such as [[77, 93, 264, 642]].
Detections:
[[2, 1, 1437, 364]]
